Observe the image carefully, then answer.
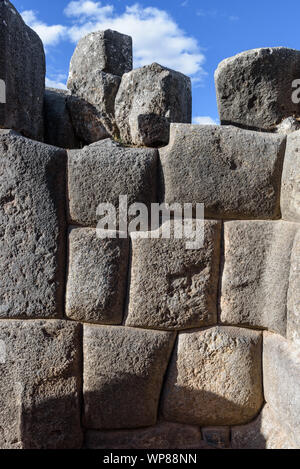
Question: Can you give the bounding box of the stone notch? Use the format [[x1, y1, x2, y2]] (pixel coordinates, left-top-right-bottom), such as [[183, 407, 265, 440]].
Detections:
[[0, 320, 82, 449], [159, 124, 286, 219], [263, 332, 300, 447], [0, 130, 66, 319], [115, 63, 192, 147], [161, 326, 263, 426], [83, 325, 176, 429], [44, 88, 79, 149], [126, 220, 221, 331], [281, 129, 300, 222], [221, 220, 299, 336], [66, 228, 129, 324], [67, 139, 158, 227], [215, 47, 300, 131], [0, 0, 45, 141]]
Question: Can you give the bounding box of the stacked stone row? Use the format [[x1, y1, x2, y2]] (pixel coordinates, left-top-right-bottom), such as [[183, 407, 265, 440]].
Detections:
[[0, 0, 299, 449]]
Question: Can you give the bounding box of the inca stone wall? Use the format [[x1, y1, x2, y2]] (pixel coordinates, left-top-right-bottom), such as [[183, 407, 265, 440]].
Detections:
[[0, 0, 299, 449]]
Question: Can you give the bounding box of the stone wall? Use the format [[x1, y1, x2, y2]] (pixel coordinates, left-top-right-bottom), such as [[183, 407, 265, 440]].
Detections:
[[0, 0, 299, 449]]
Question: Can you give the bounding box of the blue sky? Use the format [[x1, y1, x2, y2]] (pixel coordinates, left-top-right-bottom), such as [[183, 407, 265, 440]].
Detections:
[[13, 0, 300, 123]]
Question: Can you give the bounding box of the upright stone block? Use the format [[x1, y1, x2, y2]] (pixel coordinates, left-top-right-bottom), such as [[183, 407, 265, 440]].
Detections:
[[44, 88, 79, 149], [68, 139, 157, 227], [215, 47, 300, 131], [126, 220, 221, 330], [0, 130, 66, 318], [263, 332, 300, 447], [115, 63, 192, 147], [281, 130, 300, 222], [161, 327, 263, 426], [0, 320, 82, 449], [159, 124, 285, 219], [287, 229, 300, 345], [0, 1, 45, 140], [221, 220, 298, 335], [83, 325, 176, 429], [66, 228, 129, 324]]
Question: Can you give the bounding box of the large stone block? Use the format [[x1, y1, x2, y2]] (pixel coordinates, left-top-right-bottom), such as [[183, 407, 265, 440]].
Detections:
[[161, 327, 263, 426], [281, 130, 300, 222], [44, 88, 79, 149], [0, 130, 66, 318], [66, 228, 129, 324], [0, 320, 82, 449], [67, 30, 132, 84], [287, 229, 300, 345], [215, 47, 300, 131], [220, 220, 298, 335], [68, 139, 157, 227], [115, 63, 192, 147], [232, 404, 297, 449], [85, 422, 206, 449], [83, 325, 176, 429], [159, 124, 285, 219], [126, 220, 221, 330], [0, 1, 45, 140], [263, 332, 300, 447]]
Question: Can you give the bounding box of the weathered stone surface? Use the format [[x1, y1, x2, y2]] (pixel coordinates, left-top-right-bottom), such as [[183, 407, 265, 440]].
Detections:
[[68, 30, 132, 85], [202, 427, 230, 449], [83, 325, 176, 429], [44, 88, 79, 149], [85, 422, 207, 449], [161, 327, 263, 426], [263, 332, 300, 447], [66, 228, 129, 324], [232, 404, 297, 450], [0, 130, 66, 318], [281, 130, 300, 222], [287, 229, 300, 345], [68, 139, 157, 227], [215, 47, 300, 131], [221, 220, 298, 335], [67, 71, 121, 141], [115, 63, 192, 147], [0, 0, 45, 140], [160, 124, 285, 219], [126, 220, 221, 330], [276, 117, 300, 135], [0, 320, 82, 449]]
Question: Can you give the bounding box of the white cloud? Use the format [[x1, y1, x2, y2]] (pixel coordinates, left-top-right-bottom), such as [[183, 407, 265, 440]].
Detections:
[[45, 76, 68, 90], [21, 10, 66, 46], [193, 116, 218, 125], [64, 1, 205, 77]]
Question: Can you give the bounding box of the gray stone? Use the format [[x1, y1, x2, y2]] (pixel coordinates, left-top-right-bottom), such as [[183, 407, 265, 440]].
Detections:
[[161, 326, 263, 426], [220, 220, 298, 335], [66, 228, 129, 324], [0, 320, 82, 449], [159, 124, 285, 219], [263, 332, 300, 447], [215, 47, 300, 131], [83, 325, 176, 429], [0, 130, 66, 318], [232, 404, 297, 449], [85, 422, 206, 449], [281, 130, 300, 222], [276, 117, 300, 135], [115, 63, 192, 147], [68, 138, 157, 227], [126, 220, 221, 330], [287, 229, 300, 345], [44, 88, 79, 149], [202, 427, 230, 449], [67, 71, 121, 141], [0, 0, 45, 140], [67, 30, 132, 84]]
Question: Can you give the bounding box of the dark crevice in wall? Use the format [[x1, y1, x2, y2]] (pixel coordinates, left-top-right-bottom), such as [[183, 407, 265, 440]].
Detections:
[[156, 332, 178, 423], [217, 220, 224, 325]]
